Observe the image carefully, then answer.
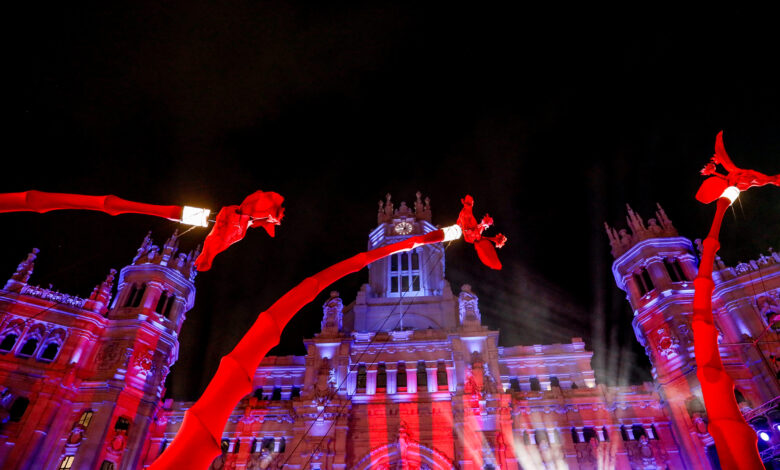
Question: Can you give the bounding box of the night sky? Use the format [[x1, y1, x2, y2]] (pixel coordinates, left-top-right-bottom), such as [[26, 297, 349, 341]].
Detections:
[[5, 5, 779, 400]]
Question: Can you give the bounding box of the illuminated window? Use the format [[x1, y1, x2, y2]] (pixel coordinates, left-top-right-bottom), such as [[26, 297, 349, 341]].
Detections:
[[397, 362, 407, 390], [377, 364, 387, 390], [77, 410, 94, 428], [58, 456, 75, 470], [0, 333, 18, 352], [388, 250, 423, 296]]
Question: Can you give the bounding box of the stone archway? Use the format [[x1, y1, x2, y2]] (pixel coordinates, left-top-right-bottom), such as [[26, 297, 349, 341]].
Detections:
[[352, 441, 454, 470]]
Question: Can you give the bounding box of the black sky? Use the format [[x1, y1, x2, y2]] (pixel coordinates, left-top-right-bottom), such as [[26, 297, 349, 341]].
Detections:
[[5, 4, 779, 400]]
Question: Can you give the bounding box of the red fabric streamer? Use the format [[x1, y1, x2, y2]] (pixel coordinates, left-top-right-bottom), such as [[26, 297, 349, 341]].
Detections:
[[194, 191, 284, 271], [150, 229, 447, 470], [0, 190, 182, 220], [456, 195, 507, 270], [692, 133, 770, 469]]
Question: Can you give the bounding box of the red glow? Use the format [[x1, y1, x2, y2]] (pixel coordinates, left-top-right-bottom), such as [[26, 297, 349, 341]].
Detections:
[[368, 403, 389, 466]]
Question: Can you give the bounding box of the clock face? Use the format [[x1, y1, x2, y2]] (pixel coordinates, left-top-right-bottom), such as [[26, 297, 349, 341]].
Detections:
[[394, 221, 413, 235]]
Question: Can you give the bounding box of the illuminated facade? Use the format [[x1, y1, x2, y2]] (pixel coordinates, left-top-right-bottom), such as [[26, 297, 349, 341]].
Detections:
[[0, 195, 777, 469]]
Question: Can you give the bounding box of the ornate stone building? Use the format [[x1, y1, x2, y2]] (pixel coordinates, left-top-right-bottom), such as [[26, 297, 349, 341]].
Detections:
[[0, 194, 777, 469]]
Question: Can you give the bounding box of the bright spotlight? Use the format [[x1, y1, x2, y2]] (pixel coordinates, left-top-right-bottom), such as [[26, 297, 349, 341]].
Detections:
[[758, 431, 771, 442]]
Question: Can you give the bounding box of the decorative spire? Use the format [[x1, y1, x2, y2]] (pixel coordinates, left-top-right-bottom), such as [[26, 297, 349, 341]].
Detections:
[[458, 284, 481, 327], [88, 268, 117, 314], [377, 192, 432, 224], [131, 231, 199, 281], [10, 248, 39, 284], [4, 248, 40, 292]]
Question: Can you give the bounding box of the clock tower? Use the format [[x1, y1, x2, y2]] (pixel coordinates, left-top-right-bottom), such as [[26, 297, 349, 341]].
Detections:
[[346, 192, 458, 332]]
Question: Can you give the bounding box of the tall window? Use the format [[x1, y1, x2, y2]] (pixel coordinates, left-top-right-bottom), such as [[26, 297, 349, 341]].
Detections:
[[388, 250, 422, 296], [155, 291, 176, 318], [583, 427, 597, 442], [100, 461, 115, 470], [634, 268, 654, 296], [124, 283, 146, 308], [9, 397, 30, 422], [416, 361, 427, 390], [397, 362, 407, 390], [550, 376, 560, 388], [664, 258, 687, 282], [436, 362, 448, 389], [357, 364, 367, 391], [271, 387, 282, 401], [509, 378, 521, 392], [377, 364, 387, 390]]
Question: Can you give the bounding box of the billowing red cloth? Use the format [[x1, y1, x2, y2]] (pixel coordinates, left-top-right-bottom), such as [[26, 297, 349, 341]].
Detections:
[[195, 191, 284, 271], [0, 190, 182, 219], [456, 195, 506, 270]]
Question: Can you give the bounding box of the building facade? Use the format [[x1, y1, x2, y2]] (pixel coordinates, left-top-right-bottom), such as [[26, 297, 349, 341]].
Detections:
[[0, 194, 777, 469]]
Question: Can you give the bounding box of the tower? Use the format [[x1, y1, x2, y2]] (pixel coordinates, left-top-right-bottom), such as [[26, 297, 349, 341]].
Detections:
[[607, 203, 780, 469], [68, 231, 198, 470], [352, 191, 456, 332]]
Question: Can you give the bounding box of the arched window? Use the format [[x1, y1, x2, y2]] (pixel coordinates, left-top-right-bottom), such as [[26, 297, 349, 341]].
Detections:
[[0, 333, 18, 352], [18, 338, 38, 357], [100, 461, 115, 470], [632, 424, 647, 440], [397, 362, 407, 390], [39, 342, 60, 362], [271, 387, 282, 400], [253, 387, 264, 400], [416, 361, 427, 390], [436, 362, 448, 389], [290, 387, 300, 399], [550, 376, 560, 388], [583, 427, 597, 442]]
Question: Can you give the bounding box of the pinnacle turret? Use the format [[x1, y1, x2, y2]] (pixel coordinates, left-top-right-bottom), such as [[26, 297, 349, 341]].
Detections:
[[377, 191, 432, 225], [605, 203, 679, 258]]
